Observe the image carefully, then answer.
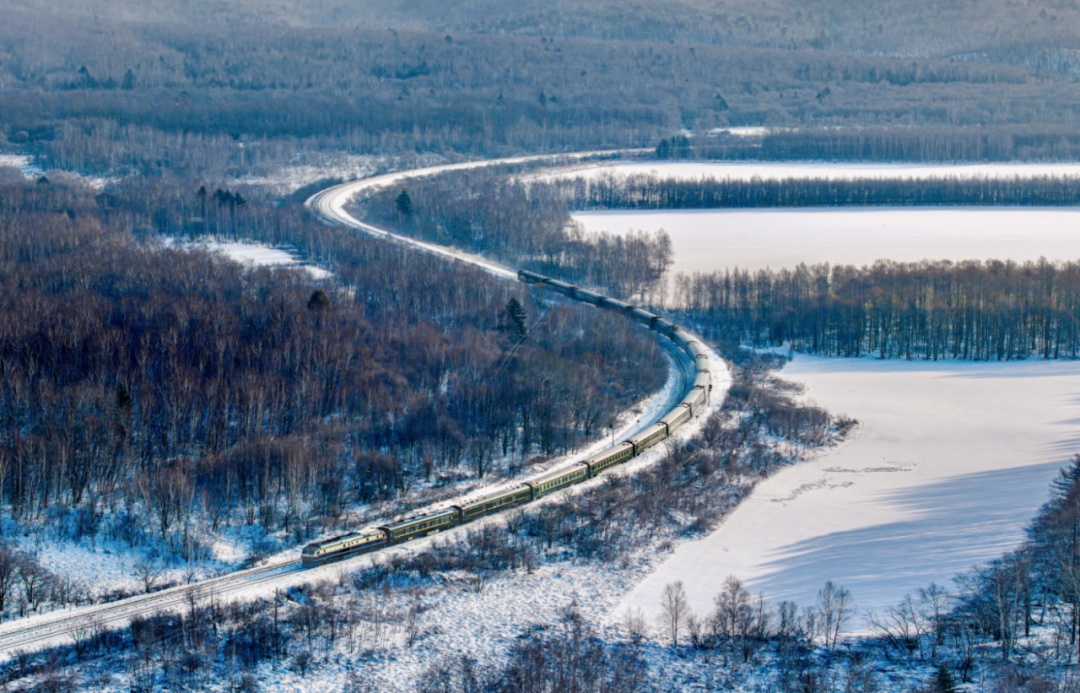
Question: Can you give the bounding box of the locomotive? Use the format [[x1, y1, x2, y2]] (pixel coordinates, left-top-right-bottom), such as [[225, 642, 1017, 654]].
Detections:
[[301, 269, 711, 568]]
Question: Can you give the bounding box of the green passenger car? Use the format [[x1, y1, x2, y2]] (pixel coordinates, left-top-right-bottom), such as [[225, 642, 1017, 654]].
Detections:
[[586, 442, 634, 476], [457, 485, 533, 521], [380, 508, 460, 543], [527, 463, 590, 499]]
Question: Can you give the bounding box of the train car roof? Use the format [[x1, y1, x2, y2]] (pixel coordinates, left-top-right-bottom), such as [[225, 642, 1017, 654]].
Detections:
[[457, 484, 531, 509], [627, 422, 667, 444], [526, 462, 589, 486], [586, 441, 633, 463], [381, 507, 460, 530], [601, 297, 633, 310]]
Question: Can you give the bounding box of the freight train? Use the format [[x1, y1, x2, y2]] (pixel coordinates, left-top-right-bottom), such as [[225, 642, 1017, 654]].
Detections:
[[301, 269, 712, 568]]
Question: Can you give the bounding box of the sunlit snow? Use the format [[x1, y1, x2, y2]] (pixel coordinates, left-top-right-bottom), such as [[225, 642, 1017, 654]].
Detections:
[[574, 207, 1080, 274], [197, 240, 333, 279], [618, 356, 1080, 631]]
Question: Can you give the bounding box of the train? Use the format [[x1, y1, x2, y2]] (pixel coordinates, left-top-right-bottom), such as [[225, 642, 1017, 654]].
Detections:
[[301, 269, 712, 568]]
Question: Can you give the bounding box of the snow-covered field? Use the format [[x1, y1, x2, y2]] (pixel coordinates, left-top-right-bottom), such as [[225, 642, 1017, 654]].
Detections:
[[573, 207, 1080, 274], [618, 355, 1080, 631]]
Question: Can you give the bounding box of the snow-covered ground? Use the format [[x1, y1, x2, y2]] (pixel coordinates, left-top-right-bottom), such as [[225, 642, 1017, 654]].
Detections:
[[224, 344, 731, 692], [0, 154, 116, 190], [0, 154, 40, 178], [707, 126, 776, 137], [573, 207, 1080, 274], [201, 240, 333, 279], [237, 155, 382, 195], [558, 160, 1080, 182], [178, 239, 333, 279], [617, 355, 1080, 631]]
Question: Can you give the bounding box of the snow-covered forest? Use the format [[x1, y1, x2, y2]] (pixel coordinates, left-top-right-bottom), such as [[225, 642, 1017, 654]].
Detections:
[[4, 0, 1080, 689]]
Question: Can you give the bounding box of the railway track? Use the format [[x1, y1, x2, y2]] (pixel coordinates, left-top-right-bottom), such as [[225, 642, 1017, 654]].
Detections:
[[0, 149, 728, 660], [0, 560, 303, 654]]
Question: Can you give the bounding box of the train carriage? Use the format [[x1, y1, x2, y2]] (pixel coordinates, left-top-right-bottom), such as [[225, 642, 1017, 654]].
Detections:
[[630, 307, 658, 327], [684, 386, 707, 414], [571, 287, 603, 305], [600, 296, 634, 313], [627, 422, 669, 456], [518, 269, 546, 284], [545, 279, 575, 296], [380, 508, 460, 543], [687, 340, 709, 363], [301, 530, 387, 568], [653, 318, 678, 338], [660, 403, 692, 434], [455, 485, 532, 522], [585, 442, 634, 476], [526, 463, 590, 499]]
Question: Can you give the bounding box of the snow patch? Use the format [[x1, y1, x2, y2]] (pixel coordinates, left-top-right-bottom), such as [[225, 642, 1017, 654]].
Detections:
[[0, 154, 40, 177], [180, 239, 333, 279]]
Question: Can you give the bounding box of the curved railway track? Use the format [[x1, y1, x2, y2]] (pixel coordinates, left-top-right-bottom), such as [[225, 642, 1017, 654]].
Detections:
[[0, 151, 729, 658], [0, 560, 303, 654]]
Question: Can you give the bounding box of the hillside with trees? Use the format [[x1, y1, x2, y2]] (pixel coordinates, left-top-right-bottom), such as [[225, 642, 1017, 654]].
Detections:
[[0, 172, 665, 604], [4, 0, 1080, 689], [5, 0, 1080, 181]]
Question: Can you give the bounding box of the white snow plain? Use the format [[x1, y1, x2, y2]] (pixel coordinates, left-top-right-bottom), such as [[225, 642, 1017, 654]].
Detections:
[[617, 355, 1080, 631], [574, 207, 1080, 274]]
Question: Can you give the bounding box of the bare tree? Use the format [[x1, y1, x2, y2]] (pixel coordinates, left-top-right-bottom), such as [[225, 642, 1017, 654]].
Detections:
[[134, 557, 164, 594], [917, 583, 951, 658], [658, 581, 691, 647], [817, 580, 852, 651], [621, 607, 649, 645]]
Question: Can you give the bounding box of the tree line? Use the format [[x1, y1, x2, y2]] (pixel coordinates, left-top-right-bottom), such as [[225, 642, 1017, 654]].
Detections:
[[673, 259, 1080, 361], [558, 172, 1080, 210], [694, 125, 1080, 163]]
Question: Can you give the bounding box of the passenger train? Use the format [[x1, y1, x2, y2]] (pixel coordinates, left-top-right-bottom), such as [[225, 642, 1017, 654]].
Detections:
[[301, 269, 711, 568]]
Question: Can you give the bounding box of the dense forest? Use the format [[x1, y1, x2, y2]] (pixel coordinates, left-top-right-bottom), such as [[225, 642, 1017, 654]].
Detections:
[[673, 259, 1080, 361], [0, 172, 664, 606], [6, 0, 1080, 180]]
